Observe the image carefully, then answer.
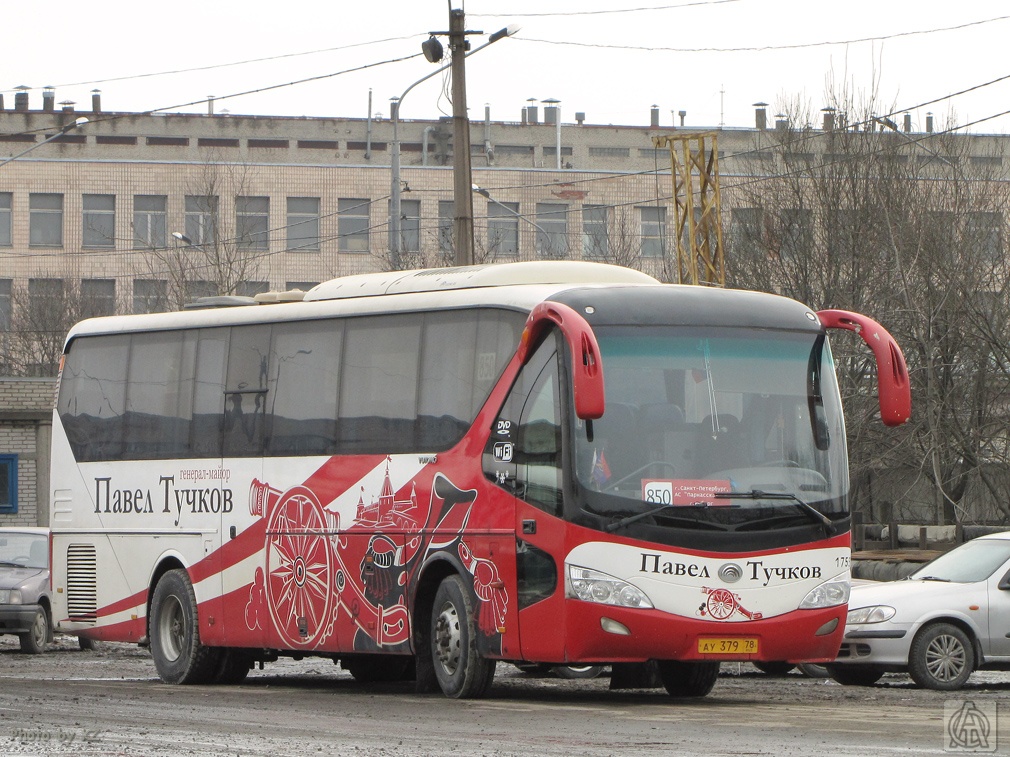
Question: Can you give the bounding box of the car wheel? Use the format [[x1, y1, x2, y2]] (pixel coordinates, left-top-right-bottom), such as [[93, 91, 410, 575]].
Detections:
[[753, 661, 795, 676], [657, 660, 720, 697], [908, 622, 974, 691], [826, 664, 884, 686], [150, 569, 221, 684], [797, 663, 829, 678], [552, 664, 605, 680], [78, 636, 97, 651], [430, 574, 496, 698], [18, 607, 49, 654]]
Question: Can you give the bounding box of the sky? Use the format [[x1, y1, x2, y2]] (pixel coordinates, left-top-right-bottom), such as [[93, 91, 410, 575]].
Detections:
[[4, 1, 1010, 135]]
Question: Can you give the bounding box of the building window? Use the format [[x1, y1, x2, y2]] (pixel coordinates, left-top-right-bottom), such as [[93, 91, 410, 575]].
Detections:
[[582, 205, 609, 259], [237, 281, 269, 297], [730, 207, 763, 252], [286, 281, 319, 292], [338, 198, 370, 252], [81, 279, 115, 318], [287, 197, 320, 251], [236, 196, 269, 250], [134, 195, 167, 249], [0, 192, 11, 247], [186, 281, 218, 302], [535, 203, 568, 259], [965, 211, 1003, 261], [438, 200, 454, 256], [82, 194, 115, 248], [185, 195, 218, 246], [401, 199, 421, 253], [0, 454, 16, 514], [29, 193, 63, 247], [487, 201, 519, 257], [133, 279, 167, 314], [779, 208, 812, 261], [639, 206, 667, 258], [0, 279, 10, 330]]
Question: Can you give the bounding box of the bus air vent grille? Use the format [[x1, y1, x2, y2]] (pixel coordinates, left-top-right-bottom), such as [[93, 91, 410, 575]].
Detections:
[[66, 544, 98, 623]]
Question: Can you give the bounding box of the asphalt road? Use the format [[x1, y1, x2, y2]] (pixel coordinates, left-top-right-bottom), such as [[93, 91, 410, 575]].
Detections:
[[0, 636, 1006, 756]]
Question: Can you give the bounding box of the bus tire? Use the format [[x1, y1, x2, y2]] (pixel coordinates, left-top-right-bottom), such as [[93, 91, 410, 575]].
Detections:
[[825, 663, 884, 687], [753, 661, 795, 676], [213, 648, 252, 685], [657, 660, 720, 697], [18, 607, 49, 654], [430, 574, 495, 698], [150, 569, 220, 684], [342, 654, 414, 683]]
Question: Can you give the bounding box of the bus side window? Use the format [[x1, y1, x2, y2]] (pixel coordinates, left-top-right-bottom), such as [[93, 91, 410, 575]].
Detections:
[[484, 332, 562, 516]]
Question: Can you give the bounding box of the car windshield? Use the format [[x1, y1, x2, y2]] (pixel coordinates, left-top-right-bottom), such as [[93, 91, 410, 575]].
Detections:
[[911, 539, 1010, 583], [0, 532, 47, 569], [575, 326, 848, 536]]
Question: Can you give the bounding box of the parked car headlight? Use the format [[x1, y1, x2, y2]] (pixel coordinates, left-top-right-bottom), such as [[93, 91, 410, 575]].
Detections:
[[0, 589, 22, 604], [567, 565, 653, 608], [799, 575, 850, 609], [846, 605, 896, 624]]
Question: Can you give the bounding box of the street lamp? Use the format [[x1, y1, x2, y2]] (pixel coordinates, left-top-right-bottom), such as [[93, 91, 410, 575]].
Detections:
[[0, 117, 88, 170], [389, 22, 519, 269]]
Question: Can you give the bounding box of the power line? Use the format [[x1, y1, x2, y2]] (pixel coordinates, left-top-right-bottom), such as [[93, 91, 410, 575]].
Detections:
[[471, 0, 740, 17], [517, 14, 1010, 53], [1, 35, 420, 97]]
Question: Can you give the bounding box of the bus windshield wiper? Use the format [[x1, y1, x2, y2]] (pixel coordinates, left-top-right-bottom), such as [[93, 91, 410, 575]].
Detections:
[[713, 489, 835, 536], [604, 501, 736, 533], [916, 576, 951, 582]]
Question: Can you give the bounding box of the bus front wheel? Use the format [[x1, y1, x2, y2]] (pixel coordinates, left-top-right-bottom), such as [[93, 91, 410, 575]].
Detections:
[[657, 660, 720, 697], [150, 569, 221, 684], [430, 574, 495, 698]]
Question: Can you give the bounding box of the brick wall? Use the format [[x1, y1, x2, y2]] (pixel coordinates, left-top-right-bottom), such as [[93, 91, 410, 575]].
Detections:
[[0, 378, 55, 527]]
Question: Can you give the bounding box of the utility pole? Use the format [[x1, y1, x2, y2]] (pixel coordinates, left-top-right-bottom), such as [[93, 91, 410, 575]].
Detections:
[[449, 8, 475, 267]]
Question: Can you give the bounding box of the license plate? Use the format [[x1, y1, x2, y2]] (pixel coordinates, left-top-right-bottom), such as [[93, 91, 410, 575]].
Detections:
[[698, 637, 759, 655]]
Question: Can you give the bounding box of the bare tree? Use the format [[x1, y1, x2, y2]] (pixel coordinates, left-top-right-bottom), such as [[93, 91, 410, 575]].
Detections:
[[4, 277, 113, 376], [133, 158, 266, 310], [729, 92, 1010, 525]]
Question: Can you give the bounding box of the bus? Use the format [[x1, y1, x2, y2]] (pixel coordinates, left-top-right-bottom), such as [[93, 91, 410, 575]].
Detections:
[[49, 261, 910, 698]]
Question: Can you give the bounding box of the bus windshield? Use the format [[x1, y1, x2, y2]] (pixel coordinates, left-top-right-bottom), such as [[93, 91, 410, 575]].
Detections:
[[575, 326, 848, 537]]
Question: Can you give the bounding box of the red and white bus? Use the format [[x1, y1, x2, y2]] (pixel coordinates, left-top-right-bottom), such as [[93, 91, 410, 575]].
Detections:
[[49, 261, 909, 698]]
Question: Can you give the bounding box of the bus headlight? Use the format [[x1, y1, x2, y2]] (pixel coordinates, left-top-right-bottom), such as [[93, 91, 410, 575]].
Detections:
[[567, 565, 653, 609], [799, 575, 849, 609]]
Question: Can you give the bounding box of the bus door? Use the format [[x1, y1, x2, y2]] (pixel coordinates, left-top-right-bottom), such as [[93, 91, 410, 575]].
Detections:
[[486, 331, 569, 663], [216, 325, 269, 645]]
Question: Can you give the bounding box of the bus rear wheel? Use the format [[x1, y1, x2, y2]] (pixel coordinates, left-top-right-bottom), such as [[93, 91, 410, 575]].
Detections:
[[657, 660, 720, 697], [430, 575, 495, 698], [150, 569, 221, 684]]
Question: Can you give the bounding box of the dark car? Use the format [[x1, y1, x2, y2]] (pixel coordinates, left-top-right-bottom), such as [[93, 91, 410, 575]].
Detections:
[[0, 527, 52, 653]]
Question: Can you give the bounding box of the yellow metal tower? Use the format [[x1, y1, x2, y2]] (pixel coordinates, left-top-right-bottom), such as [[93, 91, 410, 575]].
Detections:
[[652, 133, 725, 286]]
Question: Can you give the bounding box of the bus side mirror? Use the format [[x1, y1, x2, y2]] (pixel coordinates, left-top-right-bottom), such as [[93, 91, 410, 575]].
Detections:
[[817, 309, 911, 427], [519, 301, 605, 420]]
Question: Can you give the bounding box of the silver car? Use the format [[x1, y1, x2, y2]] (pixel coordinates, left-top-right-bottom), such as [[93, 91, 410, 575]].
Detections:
[[0, 527, 52, 654], [829, 532, 1010, 690]]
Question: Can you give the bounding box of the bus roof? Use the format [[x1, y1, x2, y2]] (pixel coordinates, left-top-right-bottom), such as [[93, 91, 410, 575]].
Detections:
[[61, 262, 820, 346], [303, 261, 658, 301]]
